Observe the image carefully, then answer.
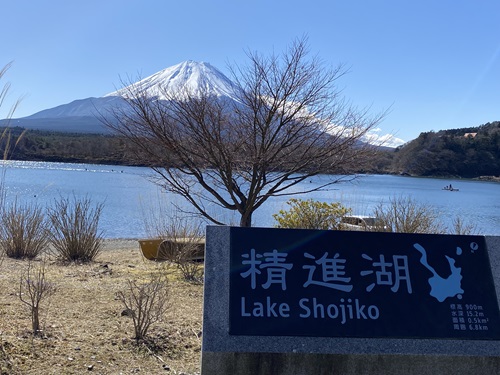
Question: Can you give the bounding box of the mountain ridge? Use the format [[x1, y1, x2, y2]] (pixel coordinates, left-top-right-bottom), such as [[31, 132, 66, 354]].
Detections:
[[1, 61, 238, 134], [1, 60, 403, 146]]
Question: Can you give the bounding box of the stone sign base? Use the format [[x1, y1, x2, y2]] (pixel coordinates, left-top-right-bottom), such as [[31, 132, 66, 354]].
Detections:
[[202, 352, 500, 375]]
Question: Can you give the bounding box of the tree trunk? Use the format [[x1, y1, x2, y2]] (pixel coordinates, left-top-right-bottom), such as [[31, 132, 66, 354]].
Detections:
[[33, 310, 40, 335], [239, 211, 253, 227]]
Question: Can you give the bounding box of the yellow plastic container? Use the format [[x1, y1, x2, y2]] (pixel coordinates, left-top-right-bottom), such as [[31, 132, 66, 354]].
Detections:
[[138, 239, 164, 260]]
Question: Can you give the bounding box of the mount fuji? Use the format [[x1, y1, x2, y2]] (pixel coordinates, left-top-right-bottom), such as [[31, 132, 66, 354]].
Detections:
[[106, 60, 239, 101], [2, 61, 239, 134], [1, 61, 403, 147]]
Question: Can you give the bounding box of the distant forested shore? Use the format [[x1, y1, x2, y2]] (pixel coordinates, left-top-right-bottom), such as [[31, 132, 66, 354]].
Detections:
[[1, 127, 144, 166], [1, 121, 499, 179], [378, 121, 500, 179]]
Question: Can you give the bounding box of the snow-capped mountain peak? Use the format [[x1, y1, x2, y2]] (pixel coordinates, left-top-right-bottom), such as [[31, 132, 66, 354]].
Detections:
[[105, 60, 239, 101], [3, 61, 404, 146]]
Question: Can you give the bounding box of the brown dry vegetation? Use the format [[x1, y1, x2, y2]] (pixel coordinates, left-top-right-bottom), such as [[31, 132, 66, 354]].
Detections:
[[0, 239, 203, 375]]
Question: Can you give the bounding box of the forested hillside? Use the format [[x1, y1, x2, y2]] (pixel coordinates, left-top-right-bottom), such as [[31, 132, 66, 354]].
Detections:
[[2, 121, 499, 179], [388, 121, 500, 178], [0, 127, 142, 165]]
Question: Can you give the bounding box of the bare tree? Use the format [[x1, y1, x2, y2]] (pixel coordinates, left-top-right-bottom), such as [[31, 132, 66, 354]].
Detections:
[[19, 260, 57, 336], [107, 38, 384, 227]]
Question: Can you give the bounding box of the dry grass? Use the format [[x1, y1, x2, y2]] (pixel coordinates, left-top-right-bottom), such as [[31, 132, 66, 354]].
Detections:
[[0, 239, 203, 375]]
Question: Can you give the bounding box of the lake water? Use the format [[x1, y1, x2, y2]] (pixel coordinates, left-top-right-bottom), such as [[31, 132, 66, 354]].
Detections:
[[1, 160, 499, 238]]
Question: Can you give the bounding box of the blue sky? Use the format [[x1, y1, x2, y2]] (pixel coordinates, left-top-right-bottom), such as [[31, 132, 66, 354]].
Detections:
[[2, 0, 499, 145]]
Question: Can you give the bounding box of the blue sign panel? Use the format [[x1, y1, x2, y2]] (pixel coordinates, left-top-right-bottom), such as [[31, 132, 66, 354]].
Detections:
[[229, 227, 500, 339]]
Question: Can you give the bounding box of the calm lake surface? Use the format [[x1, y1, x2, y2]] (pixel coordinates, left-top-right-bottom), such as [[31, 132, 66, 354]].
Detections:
[[2, 160, 499, 238]]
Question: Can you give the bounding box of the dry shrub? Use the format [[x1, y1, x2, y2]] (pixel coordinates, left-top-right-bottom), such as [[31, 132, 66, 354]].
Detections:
[[157, 216, 204, 283], [141, 201, 205, 282], [117, 271, 170, 344], [0, 335, 13, 375], [47, 195, 104, 262], [0, 242, 203, 374], [273, 198, 352, 230], [373, 196, 445, 234], [0, 200, 49, 259], [451, 216, 479, 235], [19, 260, 57, 336], [160, 240, 204, 283], [140, 197, 205, 282], [0, 63, 27, 266], [373, 195, 480, 235], [140, 191, 173, 239], [0, 62, 24, 163], [0, 239, 3, 268]]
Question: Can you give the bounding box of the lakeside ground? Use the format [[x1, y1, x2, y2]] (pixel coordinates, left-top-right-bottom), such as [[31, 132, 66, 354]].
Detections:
[[0, 239, 203, 375]]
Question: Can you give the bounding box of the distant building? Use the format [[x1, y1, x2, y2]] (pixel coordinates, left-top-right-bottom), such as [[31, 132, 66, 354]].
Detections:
[[464, 132, 477, 138]]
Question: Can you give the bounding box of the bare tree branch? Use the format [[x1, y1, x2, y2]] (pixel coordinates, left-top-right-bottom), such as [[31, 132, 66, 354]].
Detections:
[[104, 38, 386, 227]]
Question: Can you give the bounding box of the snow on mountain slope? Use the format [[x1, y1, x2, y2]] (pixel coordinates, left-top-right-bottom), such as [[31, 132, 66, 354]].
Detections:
[[25, 96, 126, 119], [17, 61, 237, 122], [105, 60, 240, 101], [2, 61, 240, 134]]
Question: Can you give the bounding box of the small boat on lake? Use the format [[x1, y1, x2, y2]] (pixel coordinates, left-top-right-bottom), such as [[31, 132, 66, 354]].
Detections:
[[442, 184, 459, 192]]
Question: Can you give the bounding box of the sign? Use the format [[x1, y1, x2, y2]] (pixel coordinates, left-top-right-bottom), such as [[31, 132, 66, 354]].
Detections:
[[229, 227, 500, 340]]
